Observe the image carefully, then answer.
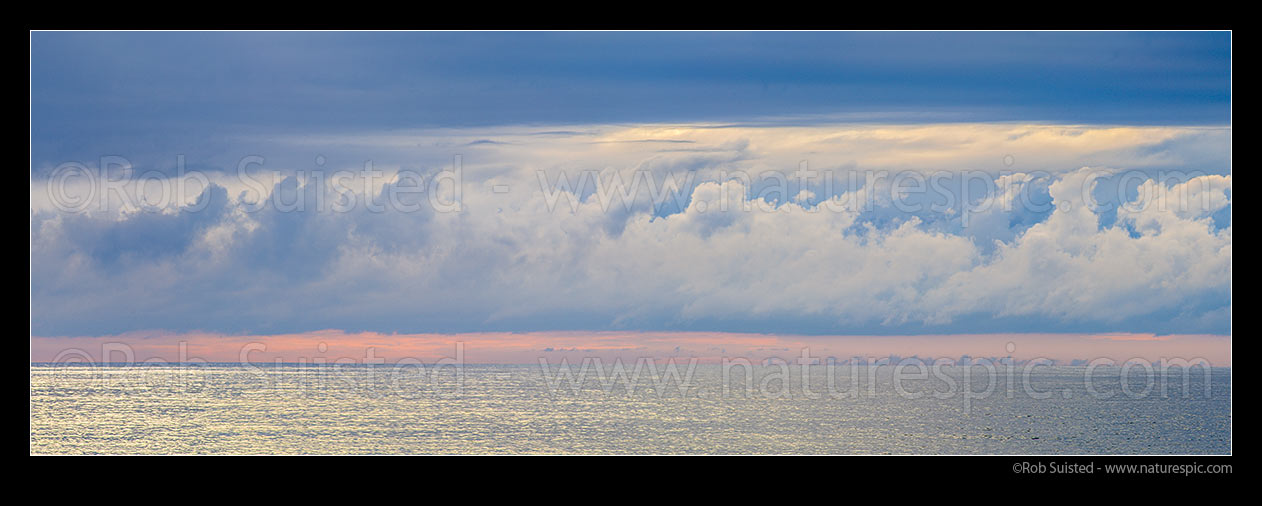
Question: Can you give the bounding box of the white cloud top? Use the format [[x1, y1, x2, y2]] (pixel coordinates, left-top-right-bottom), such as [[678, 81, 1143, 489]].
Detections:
[[29, 123, 1231, 336]]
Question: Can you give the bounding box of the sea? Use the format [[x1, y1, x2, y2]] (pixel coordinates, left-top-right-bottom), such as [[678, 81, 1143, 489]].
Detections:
[[30, 363, 1231, 455]]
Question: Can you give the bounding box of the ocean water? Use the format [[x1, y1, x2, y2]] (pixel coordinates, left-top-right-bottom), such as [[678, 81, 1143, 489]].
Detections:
[[30, 364, 1230, 455]]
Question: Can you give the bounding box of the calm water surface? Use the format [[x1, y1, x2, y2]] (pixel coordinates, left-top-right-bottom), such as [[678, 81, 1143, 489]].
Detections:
[[30, 364, 1230, 454]]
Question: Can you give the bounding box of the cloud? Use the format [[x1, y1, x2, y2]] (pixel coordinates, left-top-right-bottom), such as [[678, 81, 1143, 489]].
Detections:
[[29, 124, 1231, 337], [31, 32, 1230, 181]]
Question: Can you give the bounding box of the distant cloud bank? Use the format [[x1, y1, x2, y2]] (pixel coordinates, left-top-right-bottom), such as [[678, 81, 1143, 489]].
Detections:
[[30, 124, 1231, 337]]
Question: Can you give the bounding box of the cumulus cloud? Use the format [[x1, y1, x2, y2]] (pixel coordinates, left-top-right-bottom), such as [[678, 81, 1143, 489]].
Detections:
[[29, 124, 1231, 337]]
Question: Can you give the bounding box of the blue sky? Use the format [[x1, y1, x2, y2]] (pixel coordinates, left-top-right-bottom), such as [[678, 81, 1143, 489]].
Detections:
[[30, 32, 1231, 339]]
